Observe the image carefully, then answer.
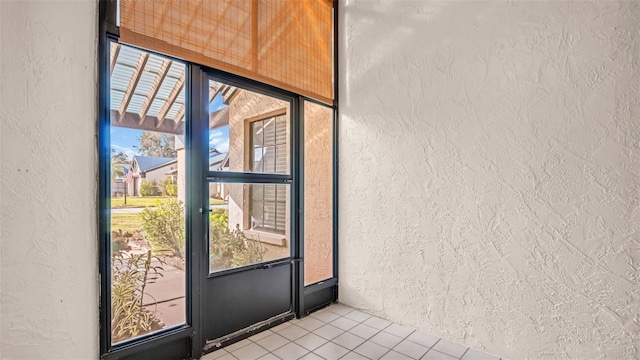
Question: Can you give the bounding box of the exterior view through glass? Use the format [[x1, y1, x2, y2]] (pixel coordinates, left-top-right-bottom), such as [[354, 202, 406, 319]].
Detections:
[[207, 78, 293, 273], [209, 183, 291, 273], [109, 42, 186, 344], [208, 80, 290, 175]]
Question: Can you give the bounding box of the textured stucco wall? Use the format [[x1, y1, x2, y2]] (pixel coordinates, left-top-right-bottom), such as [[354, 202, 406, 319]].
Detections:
[[339, 1, 639, 359], [0, 1, 99, 359]]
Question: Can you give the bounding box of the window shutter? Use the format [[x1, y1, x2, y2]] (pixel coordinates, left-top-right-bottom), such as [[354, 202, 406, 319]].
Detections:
[[250, 115, 288, 233]]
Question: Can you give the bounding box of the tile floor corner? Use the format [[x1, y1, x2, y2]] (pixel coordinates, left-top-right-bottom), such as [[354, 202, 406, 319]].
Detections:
[[201, 304, 502, 360]]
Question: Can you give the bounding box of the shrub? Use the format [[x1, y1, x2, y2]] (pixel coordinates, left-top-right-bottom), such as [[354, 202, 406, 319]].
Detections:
[[139, 198, 185, 258], [209, 209, 266, 271], [139, 180, 161, 196], [160, 178, 177, 197], [111, 250, 165, 343], [165, 183, 178, 197], [111, 231, 131, 256]]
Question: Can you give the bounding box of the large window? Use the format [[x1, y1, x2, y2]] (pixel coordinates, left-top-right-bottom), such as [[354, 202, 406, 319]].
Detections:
[[108, 42, 186, 344]]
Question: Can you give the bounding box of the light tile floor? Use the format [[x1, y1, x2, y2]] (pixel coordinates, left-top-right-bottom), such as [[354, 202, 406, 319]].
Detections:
[[202, 304, 501, 360]]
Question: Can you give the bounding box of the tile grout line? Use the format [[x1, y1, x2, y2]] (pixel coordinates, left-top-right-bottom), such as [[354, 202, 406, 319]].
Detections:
[[319, 307, 432, 360], [376, 323, 422, 360], [338, 310, 390, 359], [419, 338, 442, 360], [222, 305, 476, 360]]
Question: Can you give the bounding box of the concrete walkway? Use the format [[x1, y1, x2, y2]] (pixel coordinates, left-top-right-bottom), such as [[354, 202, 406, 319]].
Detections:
[[142, 261, 185, 328], [112, 207, 148, 214], [114, 202, 229, 328]]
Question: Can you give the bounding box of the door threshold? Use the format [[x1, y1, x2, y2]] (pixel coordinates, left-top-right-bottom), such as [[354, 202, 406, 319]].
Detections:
[[203, 311, 294, 352]]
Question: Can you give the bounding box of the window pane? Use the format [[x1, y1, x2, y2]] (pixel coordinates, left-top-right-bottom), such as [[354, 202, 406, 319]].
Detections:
[[276, 203, 287, 232], [262, 146, 276, 173], [251, 201, 264, 228], [303, 101, 334, 286], [264, 184, 276, 202], [263, 202, 277, 230], [263, 118, 276, 146], [209, 183, 290, 273], [109, 43, 186, 344], [275, 144, 287, 173], [208, 80, 290, 174], [252, 120, 264, 146], [252, 148, 264, 172]]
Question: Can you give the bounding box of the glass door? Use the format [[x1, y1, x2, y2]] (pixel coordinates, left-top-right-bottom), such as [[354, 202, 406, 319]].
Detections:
[[197, 75, 299, 353]]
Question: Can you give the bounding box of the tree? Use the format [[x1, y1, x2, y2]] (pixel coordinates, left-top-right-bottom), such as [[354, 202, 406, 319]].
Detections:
[[133, 132, 176, 158], [112, 151, 130, 163], [111, 150, 130, 182]]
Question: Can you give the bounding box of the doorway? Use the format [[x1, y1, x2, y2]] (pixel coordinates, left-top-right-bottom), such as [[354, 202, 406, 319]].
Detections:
[[99, 41, 336, 360], [193, 73, 301, 355]]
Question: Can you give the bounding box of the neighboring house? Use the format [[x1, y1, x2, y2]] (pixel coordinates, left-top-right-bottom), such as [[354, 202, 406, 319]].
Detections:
[[127, 155, 177, 196], [209, 150, 230, 200], [112, 178, 125, 197], [209, 150, 229, 171]]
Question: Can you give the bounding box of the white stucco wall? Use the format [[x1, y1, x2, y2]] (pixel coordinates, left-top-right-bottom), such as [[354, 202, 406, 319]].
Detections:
[[339, 1, 639, 359], [0, 1, 99, 359]]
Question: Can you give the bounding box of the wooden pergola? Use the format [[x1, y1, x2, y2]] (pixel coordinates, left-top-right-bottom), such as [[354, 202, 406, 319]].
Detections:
[[110, 43, 238, 135]]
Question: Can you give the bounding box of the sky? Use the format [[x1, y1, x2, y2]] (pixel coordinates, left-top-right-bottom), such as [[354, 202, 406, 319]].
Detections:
[[111, 94, 229, 160], [111, 127, 144, 159], [208, 94, 229, 154]]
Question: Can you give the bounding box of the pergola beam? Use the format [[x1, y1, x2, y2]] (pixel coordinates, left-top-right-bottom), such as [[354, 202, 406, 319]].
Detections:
[[139, 59, 172, 124], [118, 52, 149, 121], [223, 87, 239, 104], [209, 82, 223, 102], [111, 110, 184, 135], [156, 73, 185, 128], [110, 43, 121, 75], [173, 105, 185, 130]]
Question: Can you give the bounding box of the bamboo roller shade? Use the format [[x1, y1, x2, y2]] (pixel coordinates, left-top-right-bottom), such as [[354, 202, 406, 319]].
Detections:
[[120, 0, 334, 105]]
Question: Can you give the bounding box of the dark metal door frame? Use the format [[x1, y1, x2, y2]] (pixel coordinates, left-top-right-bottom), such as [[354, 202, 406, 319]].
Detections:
[[191, 67, 305, 357]]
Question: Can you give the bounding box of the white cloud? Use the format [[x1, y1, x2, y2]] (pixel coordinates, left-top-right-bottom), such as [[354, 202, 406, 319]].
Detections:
[[111, 144, 139, 160], [214, 142, 229, 153], [210, 129, 229, 153], [209, 130, 225, 142]]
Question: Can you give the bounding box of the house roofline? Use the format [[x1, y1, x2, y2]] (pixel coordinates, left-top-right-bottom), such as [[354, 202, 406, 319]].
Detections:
[[143, 159, 177, 173]]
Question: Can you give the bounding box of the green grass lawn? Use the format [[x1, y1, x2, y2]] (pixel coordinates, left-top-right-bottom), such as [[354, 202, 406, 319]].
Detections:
[[111, 213, 143, 234], [111, 196, 169, 208], [111, 198, 226, 235], [112, 196, 226, 208]]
